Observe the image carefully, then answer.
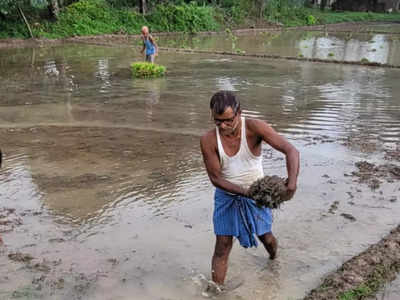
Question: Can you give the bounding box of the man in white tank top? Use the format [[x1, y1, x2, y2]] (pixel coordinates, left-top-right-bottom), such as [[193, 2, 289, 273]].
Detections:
[[200, 91, 299, 287]]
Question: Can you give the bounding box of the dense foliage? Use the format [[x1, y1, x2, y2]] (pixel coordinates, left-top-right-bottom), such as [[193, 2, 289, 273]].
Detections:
[[0, 0, 399, 39]]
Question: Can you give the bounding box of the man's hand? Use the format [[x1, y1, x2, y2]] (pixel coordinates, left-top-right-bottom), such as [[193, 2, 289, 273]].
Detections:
[[285, 178, 297, 199]]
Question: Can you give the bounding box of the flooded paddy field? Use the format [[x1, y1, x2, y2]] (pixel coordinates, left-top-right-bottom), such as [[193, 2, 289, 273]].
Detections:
[[156, 29, 400, 66], [1, 24, 400, 300]]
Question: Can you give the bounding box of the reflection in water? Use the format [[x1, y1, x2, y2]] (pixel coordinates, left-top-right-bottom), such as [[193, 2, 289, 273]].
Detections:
[[132, 78, 165, 122], [1, 44, 399, 219], [44, 59, 60, 77], [299, 33, 393, 64], [157, 30, 400, 66], [0, 152, 41, 211], [216, 76, 238, 91], [96, 58, 111, 93]]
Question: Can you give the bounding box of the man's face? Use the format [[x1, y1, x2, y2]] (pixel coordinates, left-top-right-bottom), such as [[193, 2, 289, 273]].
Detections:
[[213, 107, 240, 136], [141, 27, 149, 36]]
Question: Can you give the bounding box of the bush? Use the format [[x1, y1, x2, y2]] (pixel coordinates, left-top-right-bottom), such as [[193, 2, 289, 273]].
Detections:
[[264, 0, 312, 26], [148, 2, 219, 33], [35, 0, 147, 37], [34, 0, 219, 38], [306, 14, 316, 25], [131, 62, 166, 78]]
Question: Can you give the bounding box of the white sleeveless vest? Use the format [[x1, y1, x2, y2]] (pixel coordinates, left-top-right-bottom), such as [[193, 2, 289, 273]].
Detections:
[[216, 117, 264, 189]]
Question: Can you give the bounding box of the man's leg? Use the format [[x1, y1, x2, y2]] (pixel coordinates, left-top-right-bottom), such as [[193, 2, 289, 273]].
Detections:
[[211, 235, 233, 285], [258, 232, 278, 259]]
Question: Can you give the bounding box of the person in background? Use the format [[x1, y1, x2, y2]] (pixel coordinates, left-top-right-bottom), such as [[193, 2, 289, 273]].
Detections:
[[140, 26, 158, 63]]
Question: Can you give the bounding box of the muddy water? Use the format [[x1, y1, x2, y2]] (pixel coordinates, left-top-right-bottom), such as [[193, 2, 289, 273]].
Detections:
[[374, 275, 400, 300], [157, 29, 400, 66], [0, 42, 399, 300]]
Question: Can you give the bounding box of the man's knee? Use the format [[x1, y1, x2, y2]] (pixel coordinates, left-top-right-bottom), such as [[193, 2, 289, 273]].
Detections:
[[259, 232, 274, 243], [214, 236, 232, 258]]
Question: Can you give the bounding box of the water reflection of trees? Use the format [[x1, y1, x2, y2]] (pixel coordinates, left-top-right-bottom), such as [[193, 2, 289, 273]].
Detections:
[[17, 127, 204, 224], [274, 61, 400, 149], [298, 32, 400, 65]]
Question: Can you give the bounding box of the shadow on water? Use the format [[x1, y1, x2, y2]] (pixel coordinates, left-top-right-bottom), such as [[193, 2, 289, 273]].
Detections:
[[0, 30, 399, 299]]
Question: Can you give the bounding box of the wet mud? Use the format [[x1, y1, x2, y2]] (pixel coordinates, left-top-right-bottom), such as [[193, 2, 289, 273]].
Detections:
[[0, 125, 201, 300], [248, 175, 293, 208], [350, 161, 400, 190], [0, 208, 22, 234]]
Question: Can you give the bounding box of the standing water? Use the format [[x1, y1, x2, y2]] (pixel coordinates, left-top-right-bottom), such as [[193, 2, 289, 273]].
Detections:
[[0, 34, 399, 300]]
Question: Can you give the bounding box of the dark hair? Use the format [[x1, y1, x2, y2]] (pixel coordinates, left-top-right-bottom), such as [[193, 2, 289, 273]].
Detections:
[[209, 90, 241, 115]]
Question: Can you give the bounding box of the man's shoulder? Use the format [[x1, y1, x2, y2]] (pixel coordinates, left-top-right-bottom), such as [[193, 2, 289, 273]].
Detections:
[[201, 128, 216, 140], [200, 129, 216, 145], [245, 118, 268, 131]]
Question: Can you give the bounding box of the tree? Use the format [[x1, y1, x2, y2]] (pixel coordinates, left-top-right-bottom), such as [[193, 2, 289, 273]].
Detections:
[[138, 0, 147, 14], [48, 0, 60, 19], [320, 0, 327, 10], [0, 0, 34, 37]]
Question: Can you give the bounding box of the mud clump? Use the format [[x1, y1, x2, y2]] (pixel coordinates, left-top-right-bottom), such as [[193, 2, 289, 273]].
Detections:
[[340, 213, 356, 222], [384, 147, 400, 162], [351, 161, 400, 190], [247, 175, 294, 208], [8, 252, 34, 263], [0, 207, 22, 233]]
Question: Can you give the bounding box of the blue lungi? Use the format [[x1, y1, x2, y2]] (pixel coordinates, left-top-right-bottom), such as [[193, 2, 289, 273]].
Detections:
[[213, 188, 273, 248]]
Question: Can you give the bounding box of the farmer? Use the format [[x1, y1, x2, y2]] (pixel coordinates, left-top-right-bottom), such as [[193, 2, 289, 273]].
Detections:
[[140, 26, 158, 63], [200, 90, 299, 286]]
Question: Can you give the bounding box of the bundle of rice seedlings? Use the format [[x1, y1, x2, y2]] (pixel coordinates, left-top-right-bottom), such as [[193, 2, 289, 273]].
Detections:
[[247, 175, 294, 209], [131, 62, 166, 78]]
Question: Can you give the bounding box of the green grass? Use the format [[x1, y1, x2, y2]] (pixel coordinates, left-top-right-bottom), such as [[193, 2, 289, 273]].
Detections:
[[265, 8, 400, 27], [338, 266, 389, 300], [339, 283, 373, 300], [315, 10, 400, 25]]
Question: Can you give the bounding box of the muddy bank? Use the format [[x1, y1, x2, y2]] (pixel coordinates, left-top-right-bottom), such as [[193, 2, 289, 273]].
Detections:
[[159, 47, 400, 69], [304, 225, 400, 300], [351, 161, 400, 190]]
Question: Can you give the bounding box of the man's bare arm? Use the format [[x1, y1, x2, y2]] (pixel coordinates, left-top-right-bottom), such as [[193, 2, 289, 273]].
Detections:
[[250, 120, 300, 191], [200, 133, 248, 196]]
